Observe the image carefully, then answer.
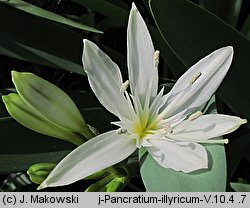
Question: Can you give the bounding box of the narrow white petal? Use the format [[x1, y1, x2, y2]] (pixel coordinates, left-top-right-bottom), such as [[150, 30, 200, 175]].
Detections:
[[147, 139, 208, 173], [83, 39, 131, 119], [127, 3, 158, 97], [172, 114, 246, 142], [162, 46, 233, 118], [38, 131, 136, 189]]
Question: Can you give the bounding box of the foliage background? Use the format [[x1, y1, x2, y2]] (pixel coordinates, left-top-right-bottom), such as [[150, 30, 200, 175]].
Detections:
[[0, 0, 249, 191]]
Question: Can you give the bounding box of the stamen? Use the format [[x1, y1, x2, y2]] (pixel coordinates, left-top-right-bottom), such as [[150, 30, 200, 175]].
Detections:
[[163, 136, 175, 142], [153, 50, 160, 68], [164, 124, 173, 133], [189, 72, 202, 84], [188, 111, 203, 121], [198, 138, 229, 144], [116, 128, 127, 134], [120, 80, 129, 93]]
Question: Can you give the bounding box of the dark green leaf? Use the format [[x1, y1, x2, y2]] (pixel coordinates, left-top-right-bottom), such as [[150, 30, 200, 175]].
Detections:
[[225, 126, 250, 180], [0, 4, 124, 75], [216, 0, 243, 27], [71, 0, 128, 23], [199, 0, 216, 14], [1, 0, 103, 33], [241, 14, 250, 40], [0, 151, 70, 174], [0, 3, 84, 74]]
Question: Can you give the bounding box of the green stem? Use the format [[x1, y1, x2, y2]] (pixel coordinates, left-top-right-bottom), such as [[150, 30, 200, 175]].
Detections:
[[81, 125, 96, 140]]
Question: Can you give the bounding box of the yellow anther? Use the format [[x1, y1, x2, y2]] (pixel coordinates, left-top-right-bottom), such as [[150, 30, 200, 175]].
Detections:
[[120, 80, 129, 93], [189, 72, 202, 84], [116, 128, 127, 134], [189, 111, 203, 121], [153, 50, 160, 68], [164, 124, 173, 133]]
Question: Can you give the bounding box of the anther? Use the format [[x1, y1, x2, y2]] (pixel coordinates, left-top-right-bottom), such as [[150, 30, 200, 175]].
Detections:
[[189, 72, 202, 84], [189, 111, 203, 121], [120, 80, 129, 93], [164, 124, 173, 133], [116, 128, 127, 134], [153, 50, 160, 68]]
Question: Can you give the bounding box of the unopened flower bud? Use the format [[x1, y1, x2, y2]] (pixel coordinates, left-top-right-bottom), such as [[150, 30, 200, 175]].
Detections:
[[27, 163, 56, 185]]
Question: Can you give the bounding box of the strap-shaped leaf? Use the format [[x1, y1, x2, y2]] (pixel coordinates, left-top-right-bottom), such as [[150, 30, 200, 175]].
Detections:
[[0, 3, 84, 74], [1, 0, 103, 34], [0, 151, 70, 174], [241, 14, 250, 40], [71, 0, 127, 23]]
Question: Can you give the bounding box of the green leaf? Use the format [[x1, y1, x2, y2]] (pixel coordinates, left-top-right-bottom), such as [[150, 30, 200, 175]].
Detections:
[[148, 26, 186, 79], [215, 0, 243, 27], [0, 3, 125, 75], [199, 0, 216, 14], [241, 14, 250, 40], [199, 0, 243, 27], [0, 151, 70, 174], [71, 0, 127, 23], [0, 3, 84, 74], [140, 144, 226, 191], [230, 182, 250, 192], [1, 0, 103, 34]]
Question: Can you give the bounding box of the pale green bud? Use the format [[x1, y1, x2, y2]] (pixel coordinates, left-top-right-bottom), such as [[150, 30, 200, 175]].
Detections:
[[27, 163, 56, 185], [2, 71, 95, 145]]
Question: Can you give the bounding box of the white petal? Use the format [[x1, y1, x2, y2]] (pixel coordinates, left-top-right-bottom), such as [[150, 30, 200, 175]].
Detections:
[[147, 139, 208, 173], [127, 3, 158, 97], [38, 130, 136, 189], [83, 39, 131, 119], [2, 93, 84, 145], [171, 114, 247, 142], [11, 71, 85, 133], [162, 46, 233, 118]]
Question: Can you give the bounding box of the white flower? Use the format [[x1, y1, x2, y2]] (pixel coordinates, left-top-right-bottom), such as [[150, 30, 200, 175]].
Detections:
[[38, 3, 246, 189]]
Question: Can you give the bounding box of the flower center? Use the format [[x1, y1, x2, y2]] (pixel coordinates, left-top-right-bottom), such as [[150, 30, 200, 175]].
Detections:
[[132, 109, 161, 148]]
